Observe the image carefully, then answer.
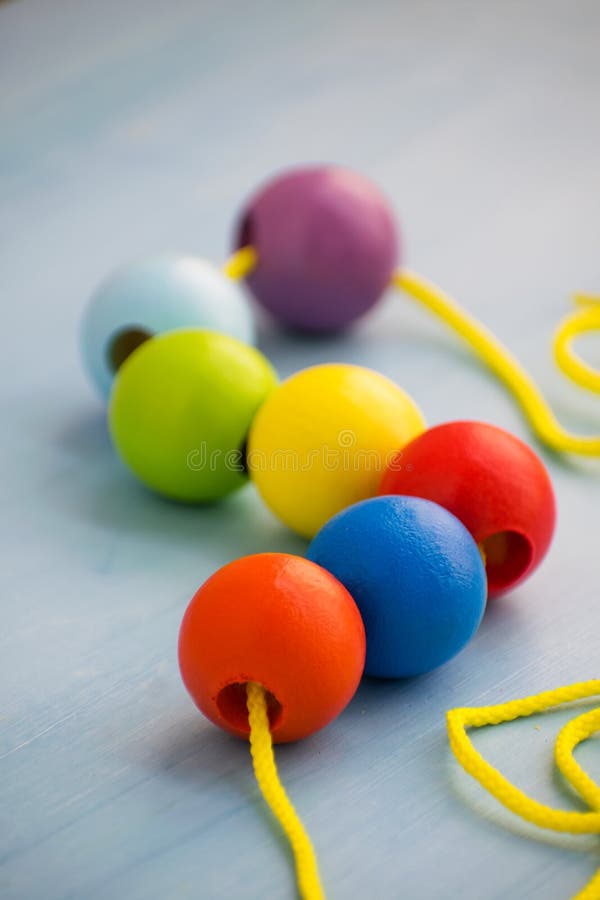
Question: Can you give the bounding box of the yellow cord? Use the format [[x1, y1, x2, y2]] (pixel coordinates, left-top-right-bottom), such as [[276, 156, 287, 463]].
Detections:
[[395, 270, 600, 456], [554, 296, 600, 395], [223, 246, 258, 280], [246, 682, 325, 900], [447, 680, 600, 899], [224, 246, 600, 457]]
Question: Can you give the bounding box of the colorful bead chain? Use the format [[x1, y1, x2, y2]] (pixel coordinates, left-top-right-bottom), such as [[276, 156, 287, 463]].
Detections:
[[80, 163, 600, 900]]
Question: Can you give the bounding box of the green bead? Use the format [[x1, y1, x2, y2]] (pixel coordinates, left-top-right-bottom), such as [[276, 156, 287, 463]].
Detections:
[[109, 329, 278, 501]]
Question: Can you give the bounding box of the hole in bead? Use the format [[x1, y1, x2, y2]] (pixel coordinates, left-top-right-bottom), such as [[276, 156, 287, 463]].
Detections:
[[481, 530, 533, 593], [216, 681, 283, 733], [108, 327, 152, 372], [238, 437, 249, 475], [236, 213, 254, 253]]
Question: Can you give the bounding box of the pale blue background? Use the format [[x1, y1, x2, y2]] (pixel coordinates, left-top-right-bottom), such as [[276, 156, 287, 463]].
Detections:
[[2, 1, 600, 898]]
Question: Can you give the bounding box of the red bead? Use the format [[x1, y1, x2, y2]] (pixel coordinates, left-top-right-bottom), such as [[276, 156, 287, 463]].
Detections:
[[379, 421, 556, 597], [178, 553, 366, 743]]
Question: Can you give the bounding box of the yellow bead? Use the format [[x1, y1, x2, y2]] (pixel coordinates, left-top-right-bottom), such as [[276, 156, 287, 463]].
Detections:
[[247, 363, 425, 537]]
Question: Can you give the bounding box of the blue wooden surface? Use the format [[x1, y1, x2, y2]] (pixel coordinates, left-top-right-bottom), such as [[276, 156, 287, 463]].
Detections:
[[2, 1, 600, 898]]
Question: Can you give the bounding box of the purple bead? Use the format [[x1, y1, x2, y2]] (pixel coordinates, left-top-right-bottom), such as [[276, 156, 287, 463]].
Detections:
[[233, 165, 399, 332]]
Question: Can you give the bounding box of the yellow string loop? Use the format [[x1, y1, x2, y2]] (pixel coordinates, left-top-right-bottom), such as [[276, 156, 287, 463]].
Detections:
[[554, 296, 600, 395], [556, 707, 600, 811], [246, 682, 325, 900], [223, 246, 258, 281], [394, 270, 600, 456], [447, 680, 600, 900]]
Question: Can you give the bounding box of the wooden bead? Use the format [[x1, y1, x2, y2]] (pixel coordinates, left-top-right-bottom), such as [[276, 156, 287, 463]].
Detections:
[[308, 495, 487, 678], [247, 363, 425, 537], [233, 165, 398, 331], [109, 329, 277, 502], [178, 553, 366, 743], [81, 256, 254, 398], [379, 421, 556, 596]]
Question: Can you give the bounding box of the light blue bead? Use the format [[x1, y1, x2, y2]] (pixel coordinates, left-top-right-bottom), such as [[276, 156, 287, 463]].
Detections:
[[80, 256, 255, 399], [307, 495, 487, 678]]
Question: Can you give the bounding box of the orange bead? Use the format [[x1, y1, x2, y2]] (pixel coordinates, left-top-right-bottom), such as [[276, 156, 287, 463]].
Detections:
[[178, 553, 366, 743]]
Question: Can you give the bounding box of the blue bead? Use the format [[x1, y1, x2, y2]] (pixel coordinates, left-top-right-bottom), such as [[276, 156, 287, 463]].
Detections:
[[81, 256, 255, 399], [307, 495, 487, 678]]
